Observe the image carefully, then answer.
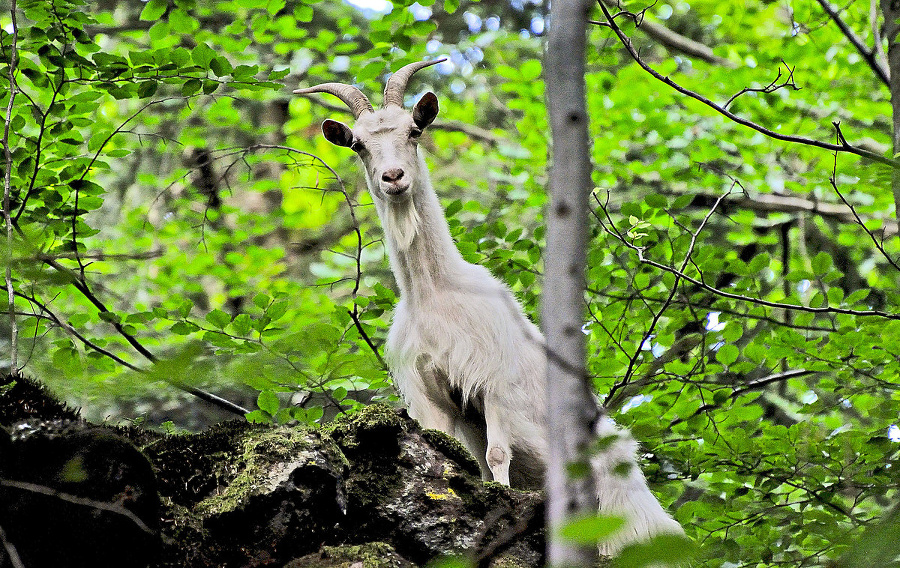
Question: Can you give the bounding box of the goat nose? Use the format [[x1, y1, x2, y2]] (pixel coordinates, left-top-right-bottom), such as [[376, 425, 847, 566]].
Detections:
[[382, 168, 404, 183]]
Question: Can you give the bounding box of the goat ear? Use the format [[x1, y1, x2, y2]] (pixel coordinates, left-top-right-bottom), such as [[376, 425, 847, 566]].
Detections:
[[413, 92, 439, 129], [322, 119, 354, 148]]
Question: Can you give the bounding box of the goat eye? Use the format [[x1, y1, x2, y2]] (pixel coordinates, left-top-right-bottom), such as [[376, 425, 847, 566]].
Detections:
[[350, 140, 365, 153], [409, 128, 422, 139]]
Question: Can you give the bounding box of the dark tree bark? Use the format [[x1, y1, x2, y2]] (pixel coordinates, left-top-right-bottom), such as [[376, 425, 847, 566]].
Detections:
[[543, 0, 600, 564]]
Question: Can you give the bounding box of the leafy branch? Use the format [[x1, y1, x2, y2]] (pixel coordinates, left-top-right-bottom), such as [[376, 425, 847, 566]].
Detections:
[[592, 0, 899, 169], [593, 196, 900, 320], [604, 187, 733, 406]]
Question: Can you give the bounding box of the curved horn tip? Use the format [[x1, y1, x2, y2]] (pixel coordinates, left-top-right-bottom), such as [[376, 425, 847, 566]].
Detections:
[[382, 58, 447, 108]]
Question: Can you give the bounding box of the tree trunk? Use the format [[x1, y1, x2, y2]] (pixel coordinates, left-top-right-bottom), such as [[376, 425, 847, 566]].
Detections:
[[543, 0, 599, 564], [3, 1, 18, 376], [881, 0, 900, 233]]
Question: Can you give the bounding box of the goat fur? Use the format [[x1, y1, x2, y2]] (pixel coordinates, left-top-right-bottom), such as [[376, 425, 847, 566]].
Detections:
[[300, 66, 684, 555]]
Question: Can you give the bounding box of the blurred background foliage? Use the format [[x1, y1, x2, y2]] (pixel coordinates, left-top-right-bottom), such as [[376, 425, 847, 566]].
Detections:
[[1, 0, 899, 565]]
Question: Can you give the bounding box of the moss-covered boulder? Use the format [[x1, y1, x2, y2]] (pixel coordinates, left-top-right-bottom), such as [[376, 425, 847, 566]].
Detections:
[[0, 374, 545, 567]]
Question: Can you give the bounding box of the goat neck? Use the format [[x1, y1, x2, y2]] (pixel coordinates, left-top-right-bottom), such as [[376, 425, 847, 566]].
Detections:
[[367, 148, 468, 307]]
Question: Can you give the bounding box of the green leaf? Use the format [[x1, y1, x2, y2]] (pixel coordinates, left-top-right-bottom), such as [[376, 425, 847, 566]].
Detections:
[[98, 311, 121, 324], [253, 293, 270, 309], [206, 309, 231, 329], [257, 390, 280, 415], [170, 321, 199, 335], [210, 56, 234, 77], [306, 405, 324, 422], [192, 43, 217, 68], [811, 251, 833, 275], [520, 59, 541, 81], [558, 513, 626, 544], [139, 0, 168, 21], [294, 4, 313, 22], [357, 61, 384, 82], [232, 65, 258, 80], [614, 534, 697, 567], [716, 344, 739, 366], [245, 410, 271, 424], [181, 78, 202, 96], [231, 314, 252, 336]]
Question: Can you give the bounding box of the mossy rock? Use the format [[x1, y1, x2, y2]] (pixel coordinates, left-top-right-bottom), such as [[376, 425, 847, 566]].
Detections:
[[0, 373, 80, 425], [284, 542, 415, 567]]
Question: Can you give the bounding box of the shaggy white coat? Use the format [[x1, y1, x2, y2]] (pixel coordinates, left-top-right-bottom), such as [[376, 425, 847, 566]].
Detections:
[[338, 103, 683, 555]]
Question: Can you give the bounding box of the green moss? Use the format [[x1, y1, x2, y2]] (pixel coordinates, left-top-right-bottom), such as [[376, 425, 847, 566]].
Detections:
[[325, 402, 406, 449], [286, 542, 413, 568], [193, 426, 328, 517], [420, 428, 482, 477]]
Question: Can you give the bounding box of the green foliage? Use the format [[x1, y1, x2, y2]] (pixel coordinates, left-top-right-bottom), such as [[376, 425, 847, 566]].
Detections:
[[1, 0, 899, 566]]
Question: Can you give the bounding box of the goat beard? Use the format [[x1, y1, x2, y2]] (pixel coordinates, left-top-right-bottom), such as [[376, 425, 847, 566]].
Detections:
[[384, 198, 421, 252]]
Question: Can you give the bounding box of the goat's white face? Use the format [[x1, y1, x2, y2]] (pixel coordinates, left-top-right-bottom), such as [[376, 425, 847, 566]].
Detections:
[[321, 93, 439, 204]]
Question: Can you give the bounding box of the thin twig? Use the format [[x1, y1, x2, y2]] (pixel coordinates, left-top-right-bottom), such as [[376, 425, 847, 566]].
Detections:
[[723, 60, 799, 109], [603, 187, 732, 406], [0, 478, 155, 535], [828, 124, 900, 273], [14, 226, 249, 416], [14, 291, 142, 372], [593, 0, 899, 168], [14, 290, 250, 416], [3, 0, 19, 375], [70, 97, 186, 274], [348, 308, 386, 368], [0, 524, 25, 568], [595, 202, 900, 319], [670, 368, 815, 426]]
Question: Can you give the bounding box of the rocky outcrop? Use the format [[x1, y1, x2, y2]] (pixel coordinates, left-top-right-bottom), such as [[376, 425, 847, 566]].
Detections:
[[0, 374, 544, 567]]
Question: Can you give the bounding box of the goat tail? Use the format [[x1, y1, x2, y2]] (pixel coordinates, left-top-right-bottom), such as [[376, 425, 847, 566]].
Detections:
[[592, 416, 684, 556]]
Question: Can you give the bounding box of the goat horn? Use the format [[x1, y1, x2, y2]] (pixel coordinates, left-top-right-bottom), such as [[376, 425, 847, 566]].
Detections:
[[382, 58, 447, 108], [293, 83, 373, 119]]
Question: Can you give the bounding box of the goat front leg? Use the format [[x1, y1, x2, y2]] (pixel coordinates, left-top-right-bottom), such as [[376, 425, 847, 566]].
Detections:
[[398, 353, 456, 433], [484, 399, 513, 485]]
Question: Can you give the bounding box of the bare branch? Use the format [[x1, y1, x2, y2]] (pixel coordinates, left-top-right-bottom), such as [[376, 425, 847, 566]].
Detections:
[[0, 478, 155, 536], [594, 0, 735, 67], [593, 0, 899, 169], [828, 131, 900, 272], [670, 369, 815, 426], [816, 0, 889, 87], [724, 60, 799, 109], [0, 524, 25, 568]]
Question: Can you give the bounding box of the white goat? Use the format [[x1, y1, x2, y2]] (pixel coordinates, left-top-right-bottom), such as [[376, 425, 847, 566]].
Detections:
[[294, 60, 683, 555]]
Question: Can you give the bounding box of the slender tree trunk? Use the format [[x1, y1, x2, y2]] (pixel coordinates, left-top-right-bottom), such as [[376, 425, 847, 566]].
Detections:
[[543, 0, 599, 564], [881, 0, 900, 234], [3, 1, 19, 376]]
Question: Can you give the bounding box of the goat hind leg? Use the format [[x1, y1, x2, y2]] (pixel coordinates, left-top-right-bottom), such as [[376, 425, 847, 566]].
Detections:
[[593, 416, 683, 555], [484, 402, 513, 485]]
